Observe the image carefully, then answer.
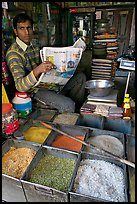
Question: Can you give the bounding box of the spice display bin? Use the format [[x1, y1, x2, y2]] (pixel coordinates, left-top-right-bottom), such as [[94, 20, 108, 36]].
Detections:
[[53, 113, 80, 125], [21, 146, 79, 202], [69, 152, 129, 202], [13, 119, 53, 143], [43, 124, 89, 153], [125, 134, 135, 163], [103, 117, 132, 134], [28, 108, 58, 122], [2, 139, 40, 202], [78, 113, 132, 134], [77, 114, 104, 129], [82, 127, 126, 158], [127, 167, 135, 202], [125, 134, 135, 202]]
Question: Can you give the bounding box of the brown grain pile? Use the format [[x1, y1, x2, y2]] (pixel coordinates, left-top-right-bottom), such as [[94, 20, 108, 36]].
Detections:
[[53, 113, 79, 125], [2, 147, 36, 178]]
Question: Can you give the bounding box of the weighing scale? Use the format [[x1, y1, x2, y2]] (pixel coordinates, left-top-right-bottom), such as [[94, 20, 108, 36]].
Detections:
[[119, 60, 135, 97], [86, 59, 135, 107], [87, 89, 118, 106]]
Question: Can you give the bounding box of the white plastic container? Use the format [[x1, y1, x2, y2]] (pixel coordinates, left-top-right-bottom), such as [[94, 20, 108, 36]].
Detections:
[[12, 92, 32, 118]]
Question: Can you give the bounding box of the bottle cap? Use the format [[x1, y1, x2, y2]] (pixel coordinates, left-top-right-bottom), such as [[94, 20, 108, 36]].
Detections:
[[125, 93, 129, 98], [2, 103, 13, 114], [15, 92, 29, 99]]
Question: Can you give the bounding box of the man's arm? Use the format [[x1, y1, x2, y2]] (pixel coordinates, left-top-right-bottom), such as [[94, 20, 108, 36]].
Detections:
[[6, 49, 52, 92], [6, 50, 37, 92]]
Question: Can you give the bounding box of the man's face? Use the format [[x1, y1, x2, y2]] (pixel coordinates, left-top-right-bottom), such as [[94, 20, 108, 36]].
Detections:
[[14, 20, 33, 45]]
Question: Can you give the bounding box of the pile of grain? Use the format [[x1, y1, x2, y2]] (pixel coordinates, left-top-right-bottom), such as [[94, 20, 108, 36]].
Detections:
[[2, 147, 36, 178], [87, 135, 124, 157], [73, 159, 126, 202], [53, 113, 79, 125], [51, 134, 84, 152], [28, 154, 76, 192], [23, 126, 51, 144]]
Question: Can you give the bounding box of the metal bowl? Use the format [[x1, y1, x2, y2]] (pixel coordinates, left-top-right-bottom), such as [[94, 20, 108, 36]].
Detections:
[[95, 26, 110, 34], [85, 79, 114, 97]]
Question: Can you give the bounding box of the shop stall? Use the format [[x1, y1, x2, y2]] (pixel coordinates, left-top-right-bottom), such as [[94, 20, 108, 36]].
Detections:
[[2, 2, 135, 202]]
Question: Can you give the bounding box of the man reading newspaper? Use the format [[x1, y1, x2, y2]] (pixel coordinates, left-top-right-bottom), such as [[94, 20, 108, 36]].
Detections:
[[6, 13, 86, 112]]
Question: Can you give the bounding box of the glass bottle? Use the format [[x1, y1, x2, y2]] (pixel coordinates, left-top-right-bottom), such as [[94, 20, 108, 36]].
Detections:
[[123, 97, 132, 120]]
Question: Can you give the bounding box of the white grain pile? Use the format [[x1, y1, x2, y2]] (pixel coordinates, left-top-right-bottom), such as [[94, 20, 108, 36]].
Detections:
[[73, 159, 126, 202]]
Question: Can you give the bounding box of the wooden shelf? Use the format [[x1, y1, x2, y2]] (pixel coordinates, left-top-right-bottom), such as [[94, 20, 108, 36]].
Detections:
[[63, 2, 135, 9]]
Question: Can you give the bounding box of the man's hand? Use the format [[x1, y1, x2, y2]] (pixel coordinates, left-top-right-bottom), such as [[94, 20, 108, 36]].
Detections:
[[33, 61, 53, 77]]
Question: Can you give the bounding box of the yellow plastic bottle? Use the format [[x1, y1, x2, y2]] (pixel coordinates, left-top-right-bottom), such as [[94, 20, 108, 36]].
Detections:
[[121, 93, 130, 109], [123, 97, 132, 120]]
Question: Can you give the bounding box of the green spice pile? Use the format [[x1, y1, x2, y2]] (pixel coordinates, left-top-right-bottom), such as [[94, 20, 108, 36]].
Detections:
[[28, 154, 76, 192]]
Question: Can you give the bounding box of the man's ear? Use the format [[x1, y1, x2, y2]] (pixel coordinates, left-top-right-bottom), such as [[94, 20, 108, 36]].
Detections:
[[13, 29, 17, 36]]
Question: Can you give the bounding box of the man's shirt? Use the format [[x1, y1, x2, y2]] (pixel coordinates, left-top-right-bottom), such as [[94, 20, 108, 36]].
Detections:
[[6, 37, 41, 92]]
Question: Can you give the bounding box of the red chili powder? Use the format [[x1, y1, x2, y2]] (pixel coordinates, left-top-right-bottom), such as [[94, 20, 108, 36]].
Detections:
[[51, 134, 85, 152]]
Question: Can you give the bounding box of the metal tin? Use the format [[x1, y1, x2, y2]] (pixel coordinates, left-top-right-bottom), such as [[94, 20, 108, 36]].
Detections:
[[21, 146, 79, 202], [127, 167, 135, 202], [104, 117, 132, 134], [43, 124, 89, 153], [125, 134, 135, 163], [82, 126, 126, 158], [53, 112, 80, 125], [29, 108, 57, 122], [14, 109, 57, 140], [69, 152, 129, 202], [77, 114, 104, 129], [78, 114, 132, 134], [2, 139, 40, 202], [13, 119, 52, 143]]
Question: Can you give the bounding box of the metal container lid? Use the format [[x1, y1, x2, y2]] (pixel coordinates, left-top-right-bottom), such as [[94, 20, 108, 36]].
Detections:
[[15, 92, 29, 98]]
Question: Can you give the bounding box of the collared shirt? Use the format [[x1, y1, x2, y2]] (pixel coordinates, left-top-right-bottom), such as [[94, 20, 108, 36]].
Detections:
[[6, 37, 41, 92]]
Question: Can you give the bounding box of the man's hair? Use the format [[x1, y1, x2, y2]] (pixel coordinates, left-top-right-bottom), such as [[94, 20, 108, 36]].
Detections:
[[13, 13, 33, 29]]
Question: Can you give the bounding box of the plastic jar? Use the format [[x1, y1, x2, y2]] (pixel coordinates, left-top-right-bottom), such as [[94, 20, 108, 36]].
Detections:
[[2, 103, 19, 137], [12, 92, 32, 118], [2, 61, 12, 85]]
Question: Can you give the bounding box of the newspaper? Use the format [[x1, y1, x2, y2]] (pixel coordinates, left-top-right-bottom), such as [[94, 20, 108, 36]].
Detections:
[[33, 38, 86, 89]]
